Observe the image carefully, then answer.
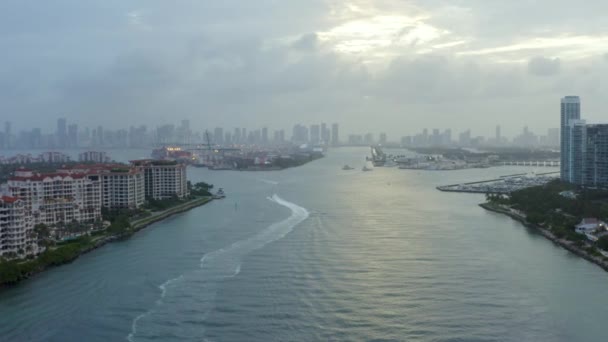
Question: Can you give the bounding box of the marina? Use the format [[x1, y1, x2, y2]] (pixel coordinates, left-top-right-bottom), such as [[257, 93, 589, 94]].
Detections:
[[437, 171, 560, 194]]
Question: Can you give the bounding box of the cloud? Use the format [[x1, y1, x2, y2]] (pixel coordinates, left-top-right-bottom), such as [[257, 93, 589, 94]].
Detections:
[[528, 56, 561, 76], [292, 33, 319, 51], [1, 0, 608, 137]]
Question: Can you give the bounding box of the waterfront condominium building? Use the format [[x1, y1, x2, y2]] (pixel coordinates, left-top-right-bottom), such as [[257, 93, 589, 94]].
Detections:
[[58, 164, 146, 210], [566, 120, 587, 184], [7, 169, 102, 227], [100, 167, 145, 209], [561, 96, 581, 181], [130, 160, 189, 200], [583, 124, 608, 188], [0, 195, 35, 258]]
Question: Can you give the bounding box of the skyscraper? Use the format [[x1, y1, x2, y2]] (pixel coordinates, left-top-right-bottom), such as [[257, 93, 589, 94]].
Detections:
[[261, 127, 268, 144], [321, 123, 329, 143], [310, 124, 320, 143], [4, 121, 11, 149], [68, 124, 78, 148], [495, 125, 501, 144], [584, 124, 608, 187], [379, 133, 387, 145], [566, 120, 586, 184], [561, 96, 581, 181], [331, 123, 339, 146], [57, 118, 67, 148], [214, 127, 224, 145]]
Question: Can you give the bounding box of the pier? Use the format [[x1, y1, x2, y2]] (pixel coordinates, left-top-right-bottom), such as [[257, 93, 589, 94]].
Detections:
[[501, 160, 560, 167]]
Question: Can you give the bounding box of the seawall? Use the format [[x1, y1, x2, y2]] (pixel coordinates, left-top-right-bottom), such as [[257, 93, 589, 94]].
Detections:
[[480, 203, 608, 272]]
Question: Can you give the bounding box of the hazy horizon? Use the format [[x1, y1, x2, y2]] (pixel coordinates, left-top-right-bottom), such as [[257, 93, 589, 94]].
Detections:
[[1, 0, 608, 138]]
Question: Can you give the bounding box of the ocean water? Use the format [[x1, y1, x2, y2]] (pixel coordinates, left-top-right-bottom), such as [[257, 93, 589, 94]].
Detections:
[[1, 147, 608, 341]]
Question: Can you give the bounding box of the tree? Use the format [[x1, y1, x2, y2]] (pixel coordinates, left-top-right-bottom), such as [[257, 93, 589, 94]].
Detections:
[[597, 236, 608, 251], [34, 223, 50, 238]]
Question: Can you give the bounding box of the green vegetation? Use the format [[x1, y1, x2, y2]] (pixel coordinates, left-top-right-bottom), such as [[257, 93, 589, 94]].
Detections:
[[188, 181, 213, 196], [144, 196, 184, 211], [1, 193, 212, 286], [0, 236, 94, 285], [487, 179, 608, 255]]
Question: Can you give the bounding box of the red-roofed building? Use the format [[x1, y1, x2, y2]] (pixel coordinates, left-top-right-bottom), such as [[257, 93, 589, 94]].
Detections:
[[57, 164, 145, 209], [1, 196, 35, 258], [8, 170, 102, 227]]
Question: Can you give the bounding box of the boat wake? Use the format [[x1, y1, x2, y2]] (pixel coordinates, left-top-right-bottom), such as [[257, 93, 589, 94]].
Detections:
[[126, 194, 308, 341]]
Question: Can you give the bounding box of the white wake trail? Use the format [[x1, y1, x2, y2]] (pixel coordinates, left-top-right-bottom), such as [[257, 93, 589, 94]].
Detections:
[[127, 194, 308, 341]]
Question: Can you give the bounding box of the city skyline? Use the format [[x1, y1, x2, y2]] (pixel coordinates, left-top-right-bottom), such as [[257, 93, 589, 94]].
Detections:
[[0, 117, 565, 150]]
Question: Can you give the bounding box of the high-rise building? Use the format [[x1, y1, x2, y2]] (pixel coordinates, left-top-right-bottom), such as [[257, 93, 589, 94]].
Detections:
[[321, 123, 329, 143], [495, 125, 501, 144], [292, 124, 309, 143], [100, 167, 145, 210], [459, 130, 471, 146], [561, 96, 581, 181], [4, 121, 11, 149], [584, 124, 608, 188], [310, 124, 320, 143], [261, 127, 268, 144], [224, 132, 232, 145], [214, 127, 224, 145], [68, 124, 78, 148], [234, 128, 241, 144], [57, 118, 67, 148], [443, 129, 452, 145], [379, 133, 387, 145], [331, 123, 339, 146], [401, 136, 412, 146], [8, 169, 102, 227], [566, 120, 586, 184], [130, 160, 189, 200], [0, 196, 35, 258]]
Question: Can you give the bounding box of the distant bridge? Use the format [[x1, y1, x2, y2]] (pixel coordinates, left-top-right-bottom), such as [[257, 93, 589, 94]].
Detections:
[[502, 160, 560, 167]]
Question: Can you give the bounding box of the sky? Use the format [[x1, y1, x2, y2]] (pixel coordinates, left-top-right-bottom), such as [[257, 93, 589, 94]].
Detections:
[[1, 0, 607, 138]]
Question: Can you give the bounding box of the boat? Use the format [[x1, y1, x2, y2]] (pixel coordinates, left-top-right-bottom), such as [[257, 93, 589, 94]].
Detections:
[[213, 188, 226, 199], [362, 160, 374, 171], [370, 145, 387, 166], [209, 164, 234, 171], [362, 166, 373, 171], [342, 165, 355, 170]]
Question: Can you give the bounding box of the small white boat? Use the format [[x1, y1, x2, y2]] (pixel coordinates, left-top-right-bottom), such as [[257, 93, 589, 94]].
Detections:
[[213, 188, 226, 199], [362, 161, 374, 171]]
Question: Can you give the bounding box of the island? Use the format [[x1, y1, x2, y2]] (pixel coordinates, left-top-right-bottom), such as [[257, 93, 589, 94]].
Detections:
[[482, 180, 608, 271], [0, 160, 217, 288]]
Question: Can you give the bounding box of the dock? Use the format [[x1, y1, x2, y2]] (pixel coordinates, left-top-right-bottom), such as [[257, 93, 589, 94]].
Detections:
[[437, 172, 559, 194]]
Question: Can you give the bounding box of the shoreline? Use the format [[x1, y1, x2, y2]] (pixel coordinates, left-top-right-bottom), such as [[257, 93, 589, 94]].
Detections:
[[479, 202, 608, 272], [0, 197, 212, 289]]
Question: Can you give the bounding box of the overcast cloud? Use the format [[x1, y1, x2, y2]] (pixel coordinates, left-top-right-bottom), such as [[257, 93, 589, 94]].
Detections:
[[1, 0, 607, 138]]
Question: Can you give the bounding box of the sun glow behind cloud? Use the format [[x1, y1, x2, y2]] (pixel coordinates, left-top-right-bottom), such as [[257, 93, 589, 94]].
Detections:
[[318, 15, 449, 56], [314, 1, 608, 66]]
